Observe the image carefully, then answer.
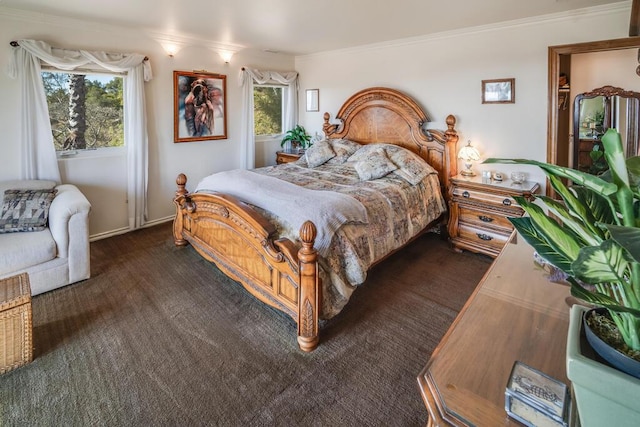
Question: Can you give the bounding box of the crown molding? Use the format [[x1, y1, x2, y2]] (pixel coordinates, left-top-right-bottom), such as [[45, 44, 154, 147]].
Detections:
[[296, 1, 632, 60]]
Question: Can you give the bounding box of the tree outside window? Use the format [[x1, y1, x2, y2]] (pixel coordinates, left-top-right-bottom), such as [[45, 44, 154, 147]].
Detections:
[[42, 71, 124, 151], [254, 85, 283, 136]]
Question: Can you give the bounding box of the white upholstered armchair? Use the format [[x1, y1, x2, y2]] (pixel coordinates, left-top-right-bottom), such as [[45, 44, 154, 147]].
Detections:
[[0, 180, 91, 295]]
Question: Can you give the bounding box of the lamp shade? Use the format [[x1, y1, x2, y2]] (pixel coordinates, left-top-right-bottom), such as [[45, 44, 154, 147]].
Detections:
[[458, 141, 481, 161]]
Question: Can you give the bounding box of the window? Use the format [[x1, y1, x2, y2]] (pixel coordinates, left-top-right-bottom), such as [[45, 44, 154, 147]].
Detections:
[[254, 84, 285, 136], [42, 71, 124, 152]]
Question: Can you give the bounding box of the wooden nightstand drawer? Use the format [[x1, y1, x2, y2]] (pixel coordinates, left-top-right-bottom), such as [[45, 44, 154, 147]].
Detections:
[[459, 205, 513, 231], [458, 223, 510, 252], [452, 186, 523, 212]]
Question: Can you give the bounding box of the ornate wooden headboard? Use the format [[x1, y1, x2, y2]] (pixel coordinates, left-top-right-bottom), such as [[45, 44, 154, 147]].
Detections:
[[322, 87, 458, 192]]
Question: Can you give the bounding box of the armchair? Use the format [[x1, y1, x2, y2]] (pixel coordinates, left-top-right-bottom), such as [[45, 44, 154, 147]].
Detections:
[[0, 180, 91, 295]]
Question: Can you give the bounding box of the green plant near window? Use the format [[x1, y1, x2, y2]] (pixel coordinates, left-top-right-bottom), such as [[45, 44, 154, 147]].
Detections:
[[485, 128, 640, 352], [281, 124, 312, 150]]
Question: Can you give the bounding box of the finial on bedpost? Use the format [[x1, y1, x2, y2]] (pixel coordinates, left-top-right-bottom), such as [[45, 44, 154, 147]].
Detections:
[[297, 221, 320, 352], [176, 173, 188, 198], [322, 112, 338, 137]]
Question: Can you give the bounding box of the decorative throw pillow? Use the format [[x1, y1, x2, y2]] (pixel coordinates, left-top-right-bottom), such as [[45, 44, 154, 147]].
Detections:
[[305, 140, 336, 167], [347, 143, 383, 163], [326, 139, 362, 164], [386, 146, 437, 185], [0, 189, 58, 233], [354, 148, 398, 181]]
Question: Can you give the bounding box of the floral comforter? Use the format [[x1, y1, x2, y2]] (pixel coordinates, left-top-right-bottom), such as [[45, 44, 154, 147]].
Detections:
[[249, 156, 446, 319]]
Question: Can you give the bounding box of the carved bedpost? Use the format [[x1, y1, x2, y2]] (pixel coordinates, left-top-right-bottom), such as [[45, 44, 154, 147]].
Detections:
[[444, 114, 459, 190], [173, 173, 189, 247], [297, 220, 320, 352]]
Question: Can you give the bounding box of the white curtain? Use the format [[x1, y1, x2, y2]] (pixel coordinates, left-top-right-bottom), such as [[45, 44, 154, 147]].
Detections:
[[239, 68, 298, 169], [8, 39, 153, 229]]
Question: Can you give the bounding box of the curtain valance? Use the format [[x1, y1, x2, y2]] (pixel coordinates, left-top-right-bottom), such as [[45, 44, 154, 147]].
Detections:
[[8, 39, 152, 81]]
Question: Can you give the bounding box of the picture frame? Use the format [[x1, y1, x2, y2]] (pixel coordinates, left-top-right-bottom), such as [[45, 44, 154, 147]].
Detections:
[[482, 78, 515, 104], [306, 89, 319, 112], [173, 70, 227, 142]]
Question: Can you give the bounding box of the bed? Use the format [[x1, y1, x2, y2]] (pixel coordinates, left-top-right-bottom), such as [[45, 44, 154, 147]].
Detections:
[[173, 87, 459, 351]]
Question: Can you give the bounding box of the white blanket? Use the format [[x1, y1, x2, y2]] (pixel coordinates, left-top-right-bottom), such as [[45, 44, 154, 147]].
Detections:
[[195, 170, 369, 256]]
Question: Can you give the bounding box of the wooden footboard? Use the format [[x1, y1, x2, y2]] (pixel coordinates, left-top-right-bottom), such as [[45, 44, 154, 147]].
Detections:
[[173, 173, 321, 351]]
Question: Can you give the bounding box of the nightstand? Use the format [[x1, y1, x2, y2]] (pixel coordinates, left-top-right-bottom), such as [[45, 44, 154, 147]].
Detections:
[[447, 174, 539, 257], [276, 151, 303, 164]]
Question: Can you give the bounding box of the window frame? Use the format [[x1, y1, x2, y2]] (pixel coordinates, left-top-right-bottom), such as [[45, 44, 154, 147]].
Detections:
[[41, 67, 125, 157], [254, 83, 288, 141]]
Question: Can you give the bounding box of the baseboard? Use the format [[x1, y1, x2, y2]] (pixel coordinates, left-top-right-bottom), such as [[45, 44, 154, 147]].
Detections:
[[89, 216, 174, 242]]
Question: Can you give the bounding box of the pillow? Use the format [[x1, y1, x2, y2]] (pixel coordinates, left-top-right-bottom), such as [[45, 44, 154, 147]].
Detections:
[[347, 143, 385, 163], [386, 146, 437, 186], [0, 189, 58, 233], [305, 140, 336, 167], [348, 143, 436, 185], [354, 148, 398, 181], [326, 139, 362, 164]]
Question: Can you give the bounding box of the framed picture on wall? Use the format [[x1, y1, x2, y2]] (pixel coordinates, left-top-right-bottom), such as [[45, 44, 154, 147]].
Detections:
[[482, 78, 515, 104], [306, 89, 319, 112], [173, 70, 227, 142]]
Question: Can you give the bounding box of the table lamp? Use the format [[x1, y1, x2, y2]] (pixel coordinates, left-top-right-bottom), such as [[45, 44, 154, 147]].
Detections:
[[458, 140, 481, 176]]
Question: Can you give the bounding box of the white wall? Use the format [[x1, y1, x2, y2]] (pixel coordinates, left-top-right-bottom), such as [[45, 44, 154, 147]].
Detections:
[[0, 7, 294, 237], [295, 3, 632, 188]]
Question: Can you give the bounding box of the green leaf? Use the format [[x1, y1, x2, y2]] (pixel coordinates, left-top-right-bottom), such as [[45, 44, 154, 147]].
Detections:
[[570, 278, 640, 317], [535, 195, 600, 246], [605, 224, 640, 263], [571, 240, 628, 284], [517, 198, 582, 261], [571, 186, 615, 228], [509, 217, 574, 274], [484, 158, 618, 195], [547, 175, 603, 238]]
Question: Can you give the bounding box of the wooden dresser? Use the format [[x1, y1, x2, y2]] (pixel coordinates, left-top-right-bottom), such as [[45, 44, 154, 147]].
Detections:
[[447, 175, 539, 257], [417, 233, 572, 426]]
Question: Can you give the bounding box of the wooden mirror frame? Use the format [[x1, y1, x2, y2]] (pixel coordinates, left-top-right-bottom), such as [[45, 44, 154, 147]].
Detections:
[[547, 36, 640, 195], [572, 85, 640, 173]]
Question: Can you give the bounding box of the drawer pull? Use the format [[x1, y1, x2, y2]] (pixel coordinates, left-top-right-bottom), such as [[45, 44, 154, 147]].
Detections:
[[462, 191, 470, 198], [478, 215, 494, 223], [477, 233, 493, 241], [502, 198, 512, 206]]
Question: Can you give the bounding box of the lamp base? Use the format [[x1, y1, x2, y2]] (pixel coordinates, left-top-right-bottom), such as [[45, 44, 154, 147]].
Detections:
[[460, 169, 476, 177]]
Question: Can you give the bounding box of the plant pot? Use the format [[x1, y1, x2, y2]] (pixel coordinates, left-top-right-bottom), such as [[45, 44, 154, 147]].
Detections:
[[567, 305, 640, 427], [583, 307, 640, 380]]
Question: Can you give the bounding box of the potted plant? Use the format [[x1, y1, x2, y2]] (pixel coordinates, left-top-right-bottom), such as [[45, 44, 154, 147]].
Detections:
[[485, 128, 640, 426], [281, 124, 312, 153]]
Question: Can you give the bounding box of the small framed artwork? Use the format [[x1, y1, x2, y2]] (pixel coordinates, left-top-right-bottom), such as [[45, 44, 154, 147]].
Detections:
[[306, 89, 319, 112], [482, 78, 515, 104], [173, 70, 227, 142]]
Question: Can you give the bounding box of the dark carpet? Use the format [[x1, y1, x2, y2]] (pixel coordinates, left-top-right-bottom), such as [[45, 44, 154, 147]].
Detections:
[[0, 222, 491, 426]]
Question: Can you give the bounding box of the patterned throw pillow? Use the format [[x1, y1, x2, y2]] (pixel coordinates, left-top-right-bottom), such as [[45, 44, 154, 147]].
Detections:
[[385, 146, 437, 186], [305, 140, 336, 167], [348, 143, 436, 185], [326, 139, 362, 164], [354, 148, 398, 181], [0, 189, 58, 233]]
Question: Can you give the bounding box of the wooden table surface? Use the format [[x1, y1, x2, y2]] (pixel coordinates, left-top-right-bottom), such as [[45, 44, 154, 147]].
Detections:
[[417, 233, 572, 426]]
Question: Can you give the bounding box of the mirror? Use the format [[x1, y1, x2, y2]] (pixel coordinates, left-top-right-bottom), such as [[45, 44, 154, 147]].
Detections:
[[573, 86, 640, 174]]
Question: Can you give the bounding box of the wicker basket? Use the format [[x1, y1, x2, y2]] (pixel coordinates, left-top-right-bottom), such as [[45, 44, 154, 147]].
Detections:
[[0, 273, 33, 374]]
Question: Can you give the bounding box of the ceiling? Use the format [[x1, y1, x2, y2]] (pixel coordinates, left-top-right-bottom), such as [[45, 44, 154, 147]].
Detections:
[[0, 0, 627, 56]]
